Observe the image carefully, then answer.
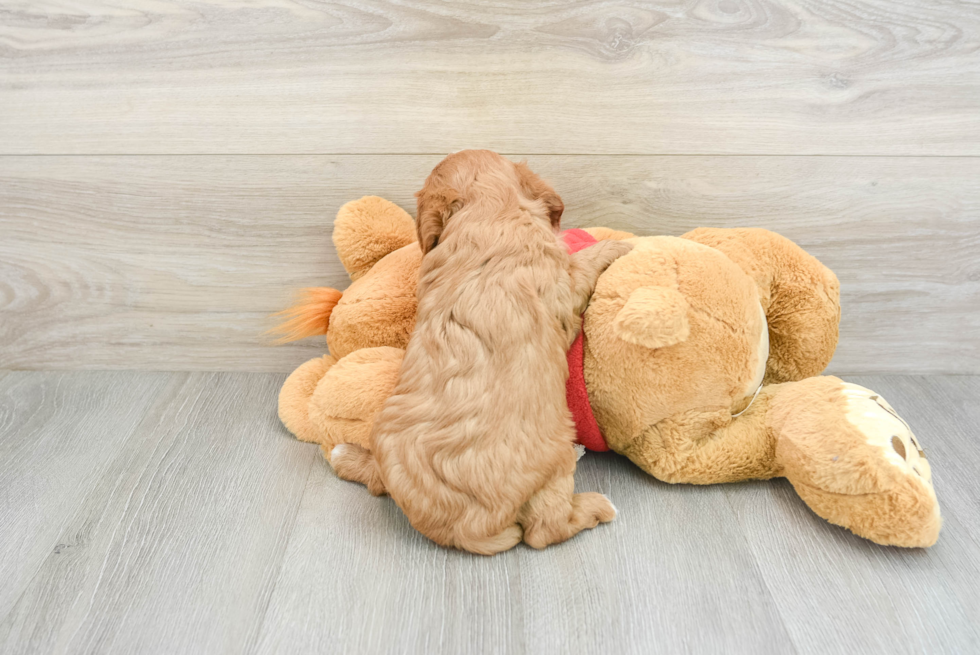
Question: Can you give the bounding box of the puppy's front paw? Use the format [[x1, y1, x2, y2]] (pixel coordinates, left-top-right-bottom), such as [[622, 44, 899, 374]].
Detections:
[[592, 240, 634, 271], [605, 240, 634, 257]]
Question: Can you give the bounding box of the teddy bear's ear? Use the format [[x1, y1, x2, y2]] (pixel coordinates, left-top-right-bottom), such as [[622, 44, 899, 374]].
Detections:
[[613, 286, 691, 350]]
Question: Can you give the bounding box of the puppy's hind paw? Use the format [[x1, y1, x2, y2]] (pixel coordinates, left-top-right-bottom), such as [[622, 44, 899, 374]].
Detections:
[[329, 444, 350, 463], [329, 443, 387, 496], [574, 492, 617, 526]]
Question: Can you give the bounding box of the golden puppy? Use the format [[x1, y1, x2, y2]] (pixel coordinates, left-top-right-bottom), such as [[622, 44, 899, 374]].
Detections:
[[332, 150, 631, 554]]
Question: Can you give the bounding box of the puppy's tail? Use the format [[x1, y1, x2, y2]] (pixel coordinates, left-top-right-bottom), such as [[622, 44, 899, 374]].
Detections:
[[330, 443, 387, 496], [268, 287, 343, 344]]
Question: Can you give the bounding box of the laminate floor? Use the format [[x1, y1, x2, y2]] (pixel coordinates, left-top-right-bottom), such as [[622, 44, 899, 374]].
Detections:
[[0, 371, 976, 654]]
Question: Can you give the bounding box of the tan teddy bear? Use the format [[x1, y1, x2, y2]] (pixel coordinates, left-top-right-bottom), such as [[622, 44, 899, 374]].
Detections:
[[275, 197, 941, 548]]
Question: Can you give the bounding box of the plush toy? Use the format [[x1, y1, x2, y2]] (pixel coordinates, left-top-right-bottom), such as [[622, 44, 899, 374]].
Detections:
[[275, 196, 941, 548]]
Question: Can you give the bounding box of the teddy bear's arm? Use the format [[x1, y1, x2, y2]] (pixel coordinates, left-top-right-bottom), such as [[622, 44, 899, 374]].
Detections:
[[682, 228, 840, 383]]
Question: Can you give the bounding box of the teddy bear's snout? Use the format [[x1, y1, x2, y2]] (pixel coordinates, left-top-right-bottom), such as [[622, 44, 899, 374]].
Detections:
[[841, 383, 933, 485]]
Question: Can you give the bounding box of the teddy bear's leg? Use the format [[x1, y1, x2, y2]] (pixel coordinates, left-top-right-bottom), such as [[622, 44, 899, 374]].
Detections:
[[619, 388, 785, 485], [333, 196, 417, 281], [278, 355, 338, 444], [770, 376, 941, 547], [621, 376, 941, 547], [682, 227, 840, 383], [305, 346, 405, 464]]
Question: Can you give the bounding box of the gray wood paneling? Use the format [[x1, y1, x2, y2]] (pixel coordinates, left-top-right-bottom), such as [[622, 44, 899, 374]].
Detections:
[[2, 1, 979, 155], [1, 155, 976, 373]]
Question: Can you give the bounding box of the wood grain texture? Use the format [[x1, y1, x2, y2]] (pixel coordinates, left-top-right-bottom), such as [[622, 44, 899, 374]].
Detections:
[[724, 375, 980, 655], [0, 372, 976, 654], [253, 448, 794, 655], [1, 155, 977, 373], [0, 372, 316, 655], [2, 0, 980, 155], [0, 371, 171, 620]]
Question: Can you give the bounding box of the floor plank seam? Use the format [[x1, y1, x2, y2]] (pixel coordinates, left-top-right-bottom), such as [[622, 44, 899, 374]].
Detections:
[[2, 373, 976, 652], [721, 487, 802, 655], [0, 372, 180, 635], [244, 444, 319, 655], [57, 374, 193, 654]]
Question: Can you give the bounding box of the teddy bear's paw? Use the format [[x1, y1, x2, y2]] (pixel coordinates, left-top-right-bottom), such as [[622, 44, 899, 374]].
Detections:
[[774, 377, 941, 547], [840, 383, 934, 491], [823, 381, 941, 547]]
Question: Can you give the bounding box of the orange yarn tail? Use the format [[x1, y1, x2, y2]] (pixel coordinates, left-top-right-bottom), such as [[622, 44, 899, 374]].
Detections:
[[268, 288, 343, 344]]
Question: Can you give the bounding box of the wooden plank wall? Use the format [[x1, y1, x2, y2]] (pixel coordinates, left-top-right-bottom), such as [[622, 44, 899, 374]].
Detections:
[[1, 0, 978, 373]]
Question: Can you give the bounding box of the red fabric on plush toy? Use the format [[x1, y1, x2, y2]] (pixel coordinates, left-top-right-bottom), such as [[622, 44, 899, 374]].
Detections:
[[561, 229, 609, 452]]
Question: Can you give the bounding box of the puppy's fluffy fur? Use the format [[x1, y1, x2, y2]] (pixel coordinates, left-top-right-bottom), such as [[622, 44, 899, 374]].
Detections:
[[333, 150, 631, 554]]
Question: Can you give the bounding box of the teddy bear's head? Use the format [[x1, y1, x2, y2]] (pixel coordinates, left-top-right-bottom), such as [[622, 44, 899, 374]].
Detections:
[[582, 236, 770, 453]]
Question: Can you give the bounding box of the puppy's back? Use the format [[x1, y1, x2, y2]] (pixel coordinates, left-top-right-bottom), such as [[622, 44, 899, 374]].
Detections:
[[372, 204, 575, 549]]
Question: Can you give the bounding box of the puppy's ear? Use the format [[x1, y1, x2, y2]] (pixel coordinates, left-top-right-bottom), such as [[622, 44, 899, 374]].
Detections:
[[540, 190, 564, 229], [415, 188, 461, 255], [515, 161, 564, 228]]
